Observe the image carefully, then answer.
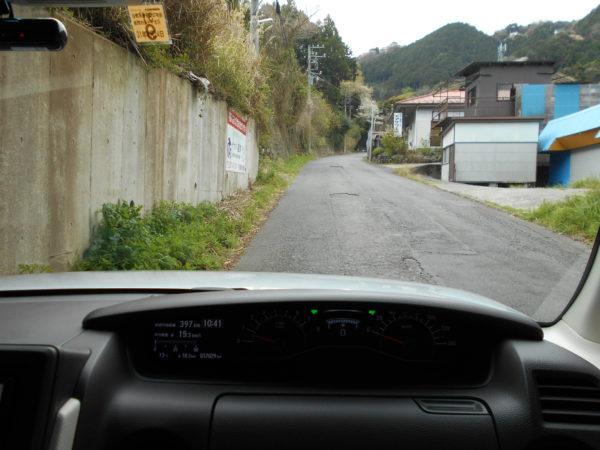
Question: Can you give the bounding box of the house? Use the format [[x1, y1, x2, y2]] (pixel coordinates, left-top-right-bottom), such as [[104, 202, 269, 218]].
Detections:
[[439, 61, 554, 185], [457, 61, 555, 118], [517, 83, 600, 123], [440, 117, 542, 184], [517, 83, 600, 184], [392, 90, 465, 149], [538, 103, 600, 186]]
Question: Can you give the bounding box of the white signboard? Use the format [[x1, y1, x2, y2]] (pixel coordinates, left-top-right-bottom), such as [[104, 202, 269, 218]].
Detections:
[[226, 110, 247, 173], [393, 112, 403, 136]]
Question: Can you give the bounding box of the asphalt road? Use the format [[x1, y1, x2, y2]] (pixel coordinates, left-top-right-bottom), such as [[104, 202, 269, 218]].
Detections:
[[235, 153, 592, 321]]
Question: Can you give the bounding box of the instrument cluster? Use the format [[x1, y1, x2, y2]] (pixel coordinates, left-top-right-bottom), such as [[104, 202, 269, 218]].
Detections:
[[135, 303, 465, 374]]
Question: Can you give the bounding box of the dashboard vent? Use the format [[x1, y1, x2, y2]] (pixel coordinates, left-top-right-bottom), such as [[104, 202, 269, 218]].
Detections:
[[535, 372, 600, 425]]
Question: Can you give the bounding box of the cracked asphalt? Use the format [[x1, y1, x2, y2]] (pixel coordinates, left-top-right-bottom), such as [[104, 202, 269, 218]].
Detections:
[[234, 153, 592, 320]]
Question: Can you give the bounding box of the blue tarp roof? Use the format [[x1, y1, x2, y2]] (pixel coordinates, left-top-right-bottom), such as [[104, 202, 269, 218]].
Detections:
[[539, 103, 600, 151]]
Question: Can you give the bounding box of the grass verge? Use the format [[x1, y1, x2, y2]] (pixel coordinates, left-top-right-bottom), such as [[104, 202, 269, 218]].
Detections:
[[75, 154, 314, 271], [515, 189, 600, 244], [570, 177, 600, 189]]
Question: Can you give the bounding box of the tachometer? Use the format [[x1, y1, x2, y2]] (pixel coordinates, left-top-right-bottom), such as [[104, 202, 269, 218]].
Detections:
[[371, 311, 454, 361]]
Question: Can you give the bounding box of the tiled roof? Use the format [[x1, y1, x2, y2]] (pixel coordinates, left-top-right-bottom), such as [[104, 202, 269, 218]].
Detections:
[[396, 90, 465, 105]]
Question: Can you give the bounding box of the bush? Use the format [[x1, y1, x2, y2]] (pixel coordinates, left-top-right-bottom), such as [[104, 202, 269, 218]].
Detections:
[[380, 132, 407, 157]]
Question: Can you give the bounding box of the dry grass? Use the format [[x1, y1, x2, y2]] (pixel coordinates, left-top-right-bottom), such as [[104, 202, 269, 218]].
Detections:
[[67, 0, 265, 116], [392, 166, 439, 188]]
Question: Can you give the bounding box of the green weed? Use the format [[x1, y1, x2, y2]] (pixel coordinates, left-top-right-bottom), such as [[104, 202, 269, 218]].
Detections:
[[519, 189, 600, 243], [570, 177, 600, 189], [18, 264, 54, 274], [76, 155, 314, 271]]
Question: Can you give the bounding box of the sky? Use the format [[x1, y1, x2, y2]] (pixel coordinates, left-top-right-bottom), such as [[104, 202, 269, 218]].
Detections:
[[291, 0, 600, 56]]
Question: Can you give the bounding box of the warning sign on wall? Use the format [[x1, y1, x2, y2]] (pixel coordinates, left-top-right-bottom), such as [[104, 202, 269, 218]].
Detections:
[[128, 4, 172, 44], [226, 110, 247, 174]]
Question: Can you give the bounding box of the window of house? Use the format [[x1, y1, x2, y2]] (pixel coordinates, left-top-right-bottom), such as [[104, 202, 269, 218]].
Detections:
[[497, 83, 514, 101], [442, 147, 448, 164], [467, 87, 476, 106]]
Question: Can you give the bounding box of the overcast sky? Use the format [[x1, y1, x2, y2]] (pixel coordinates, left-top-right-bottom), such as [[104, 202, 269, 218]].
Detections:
[[291, 0, 600, 56]]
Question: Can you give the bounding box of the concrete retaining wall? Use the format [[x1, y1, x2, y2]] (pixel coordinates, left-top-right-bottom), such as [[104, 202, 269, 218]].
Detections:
[[0, 17, 258, 274]]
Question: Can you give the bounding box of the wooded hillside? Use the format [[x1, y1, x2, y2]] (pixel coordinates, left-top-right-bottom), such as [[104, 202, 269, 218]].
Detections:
[[360, 6, 600, 100]]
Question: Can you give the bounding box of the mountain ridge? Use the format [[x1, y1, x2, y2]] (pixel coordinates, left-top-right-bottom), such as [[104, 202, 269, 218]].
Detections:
[[360, 6, 600, 101]]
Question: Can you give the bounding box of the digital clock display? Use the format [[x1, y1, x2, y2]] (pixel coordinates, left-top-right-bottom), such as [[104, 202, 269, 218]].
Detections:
[[151, 318, 226, 361]]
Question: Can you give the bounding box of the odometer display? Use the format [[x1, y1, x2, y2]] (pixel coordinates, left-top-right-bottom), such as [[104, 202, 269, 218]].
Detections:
[[152, 318, 226, 361]]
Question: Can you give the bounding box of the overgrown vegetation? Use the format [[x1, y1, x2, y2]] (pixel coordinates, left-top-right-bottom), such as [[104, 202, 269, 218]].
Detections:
[[372, 132, 407, 162], [76, 155, 314, 271], [571, 177, 600, 189], [372, 132, 441, 164], [65, 0, 365, 156], [66, 1, 269, 125], [517, 189, 600, 243], [18, 264, 54, 274]]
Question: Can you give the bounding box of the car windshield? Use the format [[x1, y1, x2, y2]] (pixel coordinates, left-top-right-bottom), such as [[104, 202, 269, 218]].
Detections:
[[1, 0, 599, 324]]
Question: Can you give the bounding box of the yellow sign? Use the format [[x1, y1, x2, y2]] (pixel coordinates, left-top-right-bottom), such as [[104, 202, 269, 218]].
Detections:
[[128, 4, 171, 44]]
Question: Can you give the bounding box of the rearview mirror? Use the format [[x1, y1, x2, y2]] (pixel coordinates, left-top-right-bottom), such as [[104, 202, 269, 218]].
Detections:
[[0, 18, 68, 51]]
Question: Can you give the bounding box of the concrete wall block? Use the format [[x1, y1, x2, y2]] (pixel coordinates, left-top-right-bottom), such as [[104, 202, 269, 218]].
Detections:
[[47, 22, 94, 270], [0, 17, 258, 274], [0, 51, 52, 271]]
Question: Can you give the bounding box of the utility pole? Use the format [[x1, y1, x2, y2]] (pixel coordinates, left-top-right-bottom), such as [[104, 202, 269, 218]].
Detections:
[[306, 44, 325, 153], [344, 92, 348, 153], [367, 104, 376, 161], [250, 0, 259, 54], [249, 1, 273, 54]]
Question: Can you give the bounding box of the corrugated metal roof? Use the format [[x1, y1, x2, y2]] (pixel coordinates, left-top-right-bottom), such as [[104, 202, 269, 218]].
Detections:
[[396, 89, 465, 105], [539, 103, 600, 151]]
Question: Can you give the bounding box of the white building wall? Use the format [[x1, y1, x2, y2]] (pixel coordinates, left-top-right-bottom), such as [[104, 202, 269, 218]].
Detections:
[[441, 163, 450, 181], [442, 126, 455, 148], [454, 122, 540, 143], [407, 123, 417, 149], [571, 145, 600, 182], [455, 143, 537, 183], [411, 108, 433, 149]]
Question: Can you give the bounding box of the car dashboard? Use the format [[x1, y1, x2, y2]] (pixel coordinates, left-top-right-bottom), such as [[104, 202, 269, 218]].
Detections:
[[1, 287, 600, 450]]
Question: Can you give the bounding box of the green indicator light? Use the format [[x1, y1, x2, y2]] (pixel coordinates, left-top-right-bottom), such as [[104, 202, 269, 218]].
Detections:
[[310, 309, 319, 315], [368, 310, 376, 316]]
